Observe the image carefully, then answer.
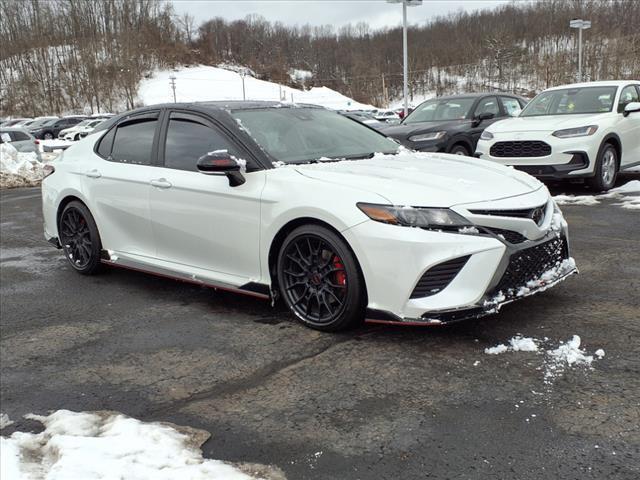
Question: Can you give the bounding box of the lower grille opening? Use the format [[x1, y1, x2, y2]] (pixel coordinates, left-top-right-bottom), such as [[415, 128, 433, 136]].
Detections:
[[491, 236, 569, 298], [490, 140, 551, 158], [410, 255, 470, 299]]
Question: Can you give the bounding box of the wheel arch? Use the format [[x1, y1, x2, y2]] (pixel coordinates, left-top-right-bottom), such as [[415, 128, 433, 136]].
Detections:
[[600, 133, 622, 163], [267, 217, 368, 302], [56, 195, 90, 231], [447, 136, 473, 155]]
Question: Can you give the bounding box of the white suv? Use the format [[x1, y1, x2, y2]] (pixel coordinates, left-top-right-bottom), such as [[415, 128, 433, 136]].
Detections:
[[475, 81, 640, 191]]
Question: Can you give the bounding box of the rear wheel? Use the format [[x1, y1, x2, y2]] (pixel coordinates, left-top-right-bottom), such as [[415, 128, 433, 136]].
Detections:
[[450, 144, 470, 156], [58, 201, 103, 275], [277, 225, 366, 331], [43, 132, 54, 140], [587, 143, 618, 192]]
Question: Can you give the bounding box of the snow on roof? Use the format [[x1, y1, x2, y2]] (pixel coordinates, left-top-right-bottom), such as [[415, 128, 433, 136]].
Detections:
[[545, 80, 639, 91]]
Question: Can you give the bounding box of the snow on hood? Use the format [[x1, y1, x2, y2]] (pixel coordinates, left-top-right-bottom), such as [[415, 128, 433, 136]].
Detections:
[[489, 113, 605, 133], [292, 151, 544, 207]]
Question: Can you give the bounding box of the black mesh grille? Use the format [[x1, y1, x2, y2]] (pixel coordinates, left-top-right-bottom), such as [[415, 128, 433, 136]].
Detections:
[[485, 227, 527, 244], [492, 237, 568, 298], [469, 205, 546, 219], [490, 141, 551, 158], [411, 256, 470, 299]]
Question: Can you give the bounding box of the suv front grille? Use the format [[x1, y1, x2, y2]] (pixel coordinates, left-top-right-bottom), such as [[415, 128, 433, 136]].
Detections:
[[491, 237, 568, 298], [490, 141, 551, 158], [410, 256, 470, 299]]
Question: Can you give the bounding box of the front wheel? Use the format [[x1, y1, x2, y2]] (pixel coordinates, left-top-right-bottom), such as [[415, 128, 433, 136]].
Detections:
[[277, 225, 366, 331], [587, 143, 618, 192], [58, 201, 104, 275], [43, 132, 54, 140], [450, 144, 470, 156]]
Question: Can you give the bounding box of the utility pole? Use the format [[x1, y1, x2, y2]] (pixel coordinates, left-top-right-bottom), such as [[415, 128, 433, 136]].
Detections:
[[570, 19, 591, 82], [240, 72, 246, 100], [169, 75, 177, 103]]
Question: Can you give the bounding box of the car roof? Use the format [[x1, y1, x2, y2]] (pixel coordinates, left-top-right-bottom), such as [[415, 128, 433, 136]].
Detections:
[[544, 80, 639, 91]]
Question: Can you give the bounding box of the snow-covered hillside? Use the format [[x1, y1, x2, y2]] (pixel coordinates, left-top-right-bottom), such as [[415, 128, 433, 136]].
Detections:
[[138, 65, 375, 111]]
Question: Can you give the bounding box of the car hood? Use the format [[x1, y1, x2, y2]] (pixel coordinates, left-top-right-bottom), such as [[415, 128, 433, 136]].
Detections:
[[382, 120, 468, 138], [292, 151, 543, 207], [488, 113, 604, 133]]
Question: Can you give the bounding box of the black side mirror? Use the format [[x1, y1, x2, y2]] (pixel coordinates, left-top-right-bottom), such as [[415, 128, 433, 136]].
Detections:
[[196, 151, 246, 187], [472, 111, 495, 127]]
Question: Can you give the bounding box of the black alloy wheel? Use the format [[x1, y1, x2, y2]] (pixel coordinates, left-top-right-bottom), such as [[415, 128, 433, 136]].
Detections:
[[277, 225, 365, 331], [59, 201, 103, 275]]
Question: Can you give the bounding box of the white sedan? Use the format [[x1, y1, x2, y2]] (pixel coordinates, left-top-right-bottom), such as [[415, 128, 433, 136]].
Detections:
[[475, 80, 640, 191], [59, 119, 105, 141], [42, 102, 576, 331]]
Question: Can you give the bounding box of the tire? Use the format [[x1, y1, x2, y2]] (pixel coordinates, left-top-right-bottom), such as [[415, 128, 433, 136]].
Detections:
[[450, 144, 470, 156], [277, 224, 366, 332], [43, 132, 54, 140], [58, 201, 104, 275], [73, 134, 80, 141], [587, 143, 618, 192]]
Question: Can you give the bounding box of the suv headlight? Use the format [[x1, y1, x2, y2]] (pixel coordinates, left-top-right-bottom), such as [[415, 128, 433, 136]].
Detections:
[[357, 203, 471, 229], [480, 130, 494, 140], [552, 125, 598, 138], [409, 131, 446, 142]]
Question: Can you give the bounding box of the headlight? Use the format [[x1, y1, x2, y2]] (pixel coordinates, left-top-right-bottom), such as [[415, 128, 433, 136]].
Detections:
[[552, 125, 598, 138], [409, 131, 446, 142], [480, 130, 494, 140], [357, 203, 471, 229]]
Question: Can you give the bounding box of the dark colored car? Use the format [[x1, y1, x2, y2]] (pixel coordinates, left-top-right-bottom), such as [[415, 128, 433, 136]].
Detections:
[[382, 94, 528, 156], [30, 116, 86, 140]]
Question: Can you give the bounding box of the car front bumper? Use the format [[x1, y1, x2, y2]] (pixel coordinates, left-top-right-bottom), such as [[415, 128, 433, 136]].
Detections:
[[475, 133, 600, 179], [343, 200, 576, 325]]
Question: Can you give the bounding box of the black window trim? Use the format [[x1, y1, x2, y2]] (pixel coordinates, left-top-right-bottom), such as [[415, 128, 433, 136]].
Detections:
[[159, 109, 263, 173], [94, 110, 161, 165]]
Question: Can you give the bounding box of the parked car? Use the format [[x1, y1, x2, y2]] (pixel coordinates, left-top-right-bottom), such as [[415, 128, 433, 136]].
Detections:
[[59, 118, 106, 141], [475, 81, 640, 191], [382, 94, 527, 156], [1, 118, 31, 127], [42, 101, 576, 331], [373, 109, 401, 123], [339, 111, 387, 130], [0, 127, 42, 161], [30, 116, 85, 140], [11, 118, 34, 128]]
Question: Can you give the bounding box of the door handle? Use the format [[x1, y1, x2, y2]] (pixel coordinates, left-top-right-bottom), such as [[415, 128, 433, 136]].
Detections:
[[150, 178, 172, 189], [84, 169, 101, 178]]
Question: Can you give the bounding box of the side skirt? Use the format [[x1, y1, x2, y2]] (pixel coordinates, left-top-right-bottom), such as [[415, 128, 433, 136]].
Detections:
[[99, 250, 270, 301]]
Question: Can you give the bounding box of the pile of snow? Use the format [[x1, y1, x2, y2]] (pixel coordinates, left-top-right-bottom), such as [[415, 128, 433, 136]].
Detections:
[[138, 65, 375, 111], [288, 68, 312, 84], [1, 410, 283, 480], [0, 413, 14, 429], [553, 180, 640, 210], [0, 143, 44, 188], [484, 335, 604, 385]]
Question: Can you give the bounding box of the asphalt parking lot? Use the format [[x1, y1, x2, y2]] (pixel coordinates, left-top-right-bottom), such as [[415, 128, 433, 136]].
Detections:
[[1, 175, 639, 480]]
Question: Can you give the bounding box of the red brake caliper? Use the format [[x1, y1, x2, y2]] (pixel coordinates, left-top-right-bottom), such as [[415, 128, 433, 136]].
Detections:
[[333, 256, 346, 286]]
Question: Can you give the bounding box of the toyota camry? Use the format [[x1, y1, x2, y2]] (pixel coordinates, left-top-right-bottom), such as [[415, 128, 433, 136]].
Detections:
[[42, 101, 577, 331]]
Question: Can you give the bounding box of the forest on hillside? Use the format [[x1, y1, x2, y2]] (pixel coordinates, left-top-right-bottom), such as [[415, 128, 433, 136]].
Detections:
[[1, 0, 639, 116]]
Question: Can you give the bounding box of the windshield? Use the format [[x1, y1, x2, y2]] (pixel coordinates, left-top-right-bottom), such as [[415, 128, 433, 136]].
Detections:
[[403, 98, 475, 123], [75, 120, 92, 127], [232, 108, 399, 164], [521, 86, 617, 116], [29, 118, 56, 128]]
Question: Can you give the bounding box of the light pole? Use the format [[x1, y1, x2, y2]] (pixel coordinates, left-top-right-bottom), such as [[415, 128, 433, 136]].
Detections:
[[570, 19, 591, 82], [387, 0, 422, 117], [169, 75, 177, 103]]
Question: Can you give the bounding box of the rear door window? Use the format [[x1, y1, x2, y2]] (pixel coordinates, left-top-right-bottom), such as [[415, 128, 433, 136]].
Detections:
[[110, 117, 159, 165]]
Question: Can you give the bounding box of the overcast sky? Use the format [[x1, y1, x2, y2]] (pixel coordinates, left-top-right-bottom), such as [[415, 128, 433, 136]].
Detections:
[[171, 0, 510, 30]]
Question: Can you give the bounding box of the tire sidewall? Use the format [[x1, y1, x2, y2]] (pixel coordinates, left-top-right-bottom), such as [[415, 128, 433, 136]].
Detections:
[[276, 224, 365, 331], [59, 201, 103, 275], [589, 142, 618, 191], [450, 144, 470, 156]]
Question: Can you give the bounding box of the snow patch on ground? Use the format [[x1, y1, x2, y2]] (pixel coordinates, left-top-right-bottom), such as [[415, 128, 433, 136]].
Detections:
[[484, 335, 603, 385], [0, 413, 14, 429], [0, 143, 44, 188], [553, 181, 640, 210], [0, 410, 284, 480], [553, 194, 600, 206]]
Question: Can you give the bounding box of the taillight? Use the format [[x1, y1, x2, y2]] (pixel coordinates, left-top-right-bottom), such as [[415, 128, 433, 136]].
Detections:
[[43, 164, 55, 178], [34, 140, 40, 145]]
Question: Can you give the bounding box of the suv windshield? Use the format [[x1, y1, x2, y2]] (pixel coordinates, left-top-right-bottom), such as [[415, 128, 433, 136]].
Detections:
[[232, 107, 399, 164], [521, 86, 617, 116], [403, 98, 475, 124]]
